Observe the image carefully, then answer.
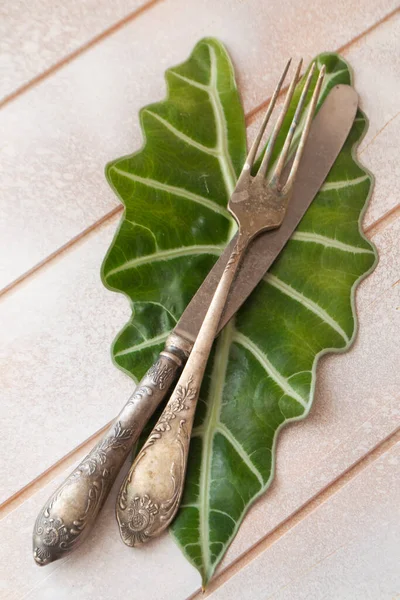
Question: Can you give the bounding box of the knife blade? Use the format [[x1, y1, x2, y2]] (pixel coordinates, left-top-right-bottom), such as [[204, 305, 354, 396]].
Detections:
[[33, 83, 358, 566], [176, 83, 359, 342]]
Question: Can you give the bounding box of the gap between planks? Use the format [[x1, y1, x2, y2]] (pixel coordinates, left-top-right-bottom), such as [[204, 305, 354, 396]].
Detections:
[[1, 125, 399, 299], [0, 206, 122, 299], [187, 427, 400, 599], [0, 0, 165, 109], [245, 6, 400, 123], [0, 3, 398, 512], [364, 202, 400, 238], [1, 4, 398, 113], [0, 420, 112, 519], [0, 208, 396, 517], [0, 6, 398, 296], [1, 197, 397, 301]]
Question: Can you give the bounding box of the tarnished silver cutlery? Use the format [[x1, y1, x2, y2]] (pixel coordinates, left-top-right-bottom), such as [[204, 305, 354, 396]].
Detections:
[[115, 59, 326, 544], [33, 68, 358, 564]]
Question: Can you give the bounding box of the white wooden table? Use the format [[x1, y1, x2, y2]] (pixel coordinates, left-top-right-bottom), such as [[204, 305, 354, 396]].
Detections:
[[1, 2, 399, 598]]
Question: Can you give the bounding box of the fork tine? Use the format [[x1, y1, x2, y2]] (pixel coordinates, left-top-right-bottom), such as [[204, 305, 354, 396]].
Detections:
[[282, 65, 326, 193], [236, 59, 291, 186], [256, 58, 303, 180], [271, 61, 319, 187]]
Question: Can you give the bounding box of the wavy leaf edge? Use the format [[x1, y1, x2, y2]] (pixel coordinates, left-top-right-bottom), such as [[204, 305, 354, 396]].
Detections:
[[175, 108, 378, 588], [101, 40, 378, 586], [172, 52, 378, 586]]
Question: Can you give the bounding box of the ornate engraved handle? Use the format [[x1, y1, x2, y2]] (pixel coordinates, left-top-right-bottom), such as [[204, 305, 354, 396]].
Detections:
[[116, 370, 198, 546], [32, 334, 192, 566], [116, 234, 249, 545]]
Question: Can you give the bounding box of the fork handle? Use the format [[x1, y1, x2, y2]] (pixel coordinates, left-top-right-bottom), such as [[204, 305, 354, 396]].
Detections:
[[116, 233, 249, 545], [32, 333, 192, 566]]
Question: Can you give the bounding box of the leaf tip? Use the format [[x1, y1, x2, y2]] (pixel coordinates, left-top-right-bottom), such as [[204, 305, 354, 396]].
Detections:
[[201, 569, 210, 592]]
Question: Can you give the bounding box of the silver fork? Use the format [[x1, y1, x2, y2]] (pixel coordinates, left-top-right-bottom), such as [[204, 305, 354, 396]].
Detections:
[[116, 59, 326, 546]]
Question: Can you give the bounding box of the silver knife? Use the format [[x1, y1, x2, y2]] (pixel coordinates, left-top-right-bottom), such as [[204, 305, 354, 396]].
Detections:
[[33, 84, 358, 566]]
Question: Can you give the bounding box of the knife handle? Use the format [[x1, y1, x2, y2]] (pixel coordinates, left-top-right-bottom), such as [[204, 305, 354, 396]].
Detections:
[[32, 333, 192, 566]]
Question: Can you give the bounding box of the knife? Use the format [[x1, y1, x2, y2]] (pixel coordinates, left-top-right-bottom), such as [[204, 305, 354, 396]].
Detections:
[[33, 84, 358, 566]]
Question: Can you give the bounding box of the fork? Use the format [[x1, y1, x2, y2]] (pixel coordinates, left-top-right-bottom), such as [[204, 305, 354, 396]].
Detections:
[[116, 59, 326, 546]]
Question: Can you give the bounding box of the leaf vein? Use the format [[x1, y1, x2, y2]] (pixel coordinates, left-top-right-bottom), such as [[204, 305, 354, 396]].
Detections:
[[292, 231, 374, 254], [134, 300, 178, 324], [216, 422, 264, 486], [198, 322, 234, 581], [209, 508, 236, 525], [233, 332, 307, 408], [320, 174, 369, 191], [169, 70, 209, 91], [111, 167, 230, 218], [207, 44, 237, 198], [115, 331, 169, 357], [106, 244, 223, 277], [265, 273, 350, 343], [125, 219, 159, 250], [144, 109, 219, 157]]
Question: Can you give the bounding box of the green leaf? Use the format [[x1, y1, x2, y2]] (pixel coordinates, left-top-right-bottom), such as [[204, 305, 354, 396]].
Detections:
[[102, 40, 377, 585]]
